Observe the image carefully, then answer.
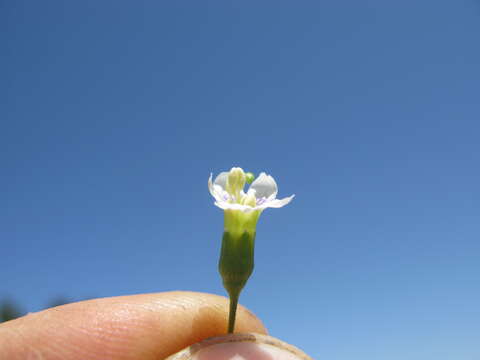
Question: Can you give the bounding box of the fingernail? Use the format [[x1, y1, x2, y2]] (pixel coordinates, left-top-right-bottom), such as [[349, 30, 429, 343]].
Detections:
[[165, 333, 312, 360]]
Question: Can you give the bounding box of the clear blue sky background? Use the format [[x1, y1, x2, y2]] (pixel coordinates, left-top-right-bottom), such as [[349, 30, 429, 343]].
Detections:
[[2, 1, 479, 359]]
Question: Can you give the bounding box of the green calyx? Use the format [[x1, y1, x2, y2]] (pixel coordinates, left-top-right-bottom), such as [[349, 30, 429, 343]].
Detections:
[[218, 229, 256, 333], [219, 230, 256, 292], [219, 209, 261, 333]]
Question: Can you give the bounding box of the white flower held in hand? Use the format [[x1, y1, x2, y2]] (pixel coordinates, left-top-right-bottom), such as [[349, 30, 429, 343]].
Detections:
[[208, 167, 294, 333]]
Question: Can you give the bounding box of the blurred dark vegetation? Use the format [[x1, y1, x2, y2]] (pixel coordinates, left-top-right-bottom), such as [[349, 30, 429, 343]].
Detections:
[[0, 300, 23, 322], [0, 297, 77, 323]]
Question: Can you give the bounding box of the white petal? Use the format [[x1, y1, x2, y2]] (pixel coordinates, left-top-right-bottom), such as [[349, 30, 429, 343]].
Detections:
[[214, 172, 229, 190], [214, 201, 257, 213], [245, 188, 256, 197], [249, 172, 278, 200], [208, 173, 216, 197], [255, 195, 295, 210], [209, 173, 229, 203]]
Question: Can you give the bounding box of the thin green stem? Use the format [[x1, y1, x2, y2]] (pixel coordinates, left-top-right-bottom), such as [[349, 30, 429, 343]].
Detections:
[[227, 292, 239, 333]]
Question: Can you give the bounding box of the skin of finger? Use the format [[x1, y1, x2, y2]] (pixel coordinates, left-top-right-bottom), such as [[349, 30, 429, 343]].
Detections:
[[192, 342, 302, 360], [0, 291, 267, 360]]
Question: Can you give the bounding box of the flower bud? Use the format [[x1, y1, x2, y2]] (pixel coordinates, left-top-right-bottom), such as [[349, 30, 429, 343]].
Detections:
[[245, 172, 255, 184]]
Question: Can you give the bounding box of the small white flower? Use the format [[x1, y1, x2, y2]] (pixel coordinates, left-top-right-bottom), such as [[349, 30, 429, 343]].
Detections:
[[208, 167, 294, 213], [212, 167, 295, 332]]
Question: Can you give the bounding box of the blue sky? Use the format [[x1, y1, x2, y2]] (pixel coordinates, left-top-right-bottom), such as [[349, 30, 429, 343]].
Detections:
[[2, 1, 480, 359]]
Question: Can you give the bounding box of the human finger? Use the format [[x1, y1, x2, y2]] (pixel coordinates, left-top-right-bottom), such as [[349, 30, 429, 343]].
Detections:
[[0, 291, 267, 360]]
